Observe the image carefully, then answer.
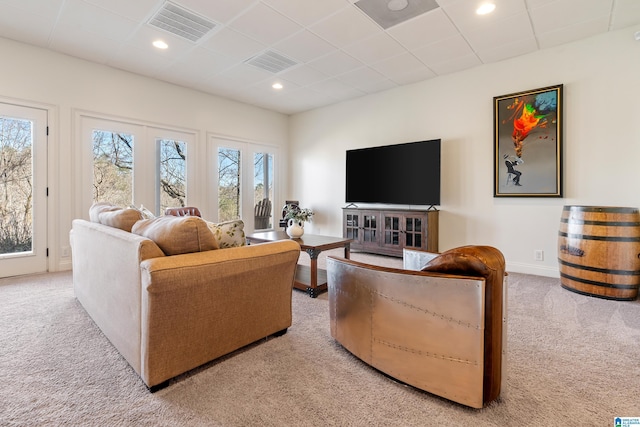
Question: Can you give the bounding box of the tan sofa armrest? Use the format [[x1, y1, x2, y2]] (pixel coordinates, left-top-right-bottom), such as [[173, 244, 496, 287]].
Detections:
[[138, 239, 300, 387]]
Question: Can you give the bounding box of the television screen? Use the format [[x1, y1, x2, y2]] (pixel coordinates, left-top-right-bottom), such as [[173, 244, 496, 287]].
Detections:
[[345, 139, 441, 206]]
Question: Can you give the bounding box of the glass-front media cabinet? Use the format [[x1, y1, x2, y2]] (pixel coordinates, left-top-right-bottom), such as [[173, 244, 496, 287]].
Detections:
[[343, 207, 439, 257]]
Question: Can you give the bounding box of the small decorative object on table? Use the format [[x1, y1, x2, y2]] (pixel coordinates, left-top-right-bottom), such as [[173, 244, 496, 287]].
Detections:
[[284, 204, 314, 238]]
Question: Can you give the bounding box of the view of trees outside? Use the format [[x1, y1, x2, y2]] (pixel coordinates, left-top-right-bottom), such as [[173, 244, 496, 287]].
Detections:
[[158, 139, 186, 212], [254, 152, 273, 227], [93, 131, 187, 214], [0, 116, 33, 254], [93, 130, 133, 207], [217, 148, 274, 225], [218, 147, 240, 222]]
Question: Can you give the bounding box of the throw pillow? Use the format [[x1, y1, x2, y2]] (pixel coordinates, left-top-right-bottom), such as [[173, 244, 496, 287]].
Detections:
[[89, 202, 120, 223], [129, 204, 156, 220], [207, 219, 247, 248], [98, 208, 143, 232], [132, 215, 218, 256]]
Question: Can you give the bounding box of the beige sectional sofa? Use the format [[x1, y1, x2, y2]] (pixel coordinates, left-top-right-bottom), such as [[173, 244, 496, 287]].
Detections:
[[71, 206, 300, 391]]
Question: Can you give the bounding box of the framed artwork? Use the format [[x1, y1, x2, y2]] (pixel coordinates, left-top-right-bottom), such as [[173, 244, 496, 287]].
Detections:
[[493, 84, 563, 197]]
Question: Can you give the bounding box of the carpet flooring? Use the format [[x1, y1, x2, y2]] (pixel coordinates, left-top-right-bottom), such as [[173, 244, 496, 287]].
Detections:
[[1, 250, 639, 426]]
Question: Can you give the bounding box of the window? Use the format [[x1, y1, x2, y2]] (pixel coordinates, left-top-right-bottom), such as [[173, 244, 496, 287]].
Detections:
[[218, 147, 241, 222], [80, 114, 197, 216], [157, 139, 186, 213], [92, 130, 134, 206]]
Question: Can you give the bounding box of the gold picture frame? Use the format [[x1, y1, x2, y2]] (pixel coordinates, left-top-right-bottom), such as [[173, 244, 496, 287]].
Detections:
[[493, 84, 563, 197]]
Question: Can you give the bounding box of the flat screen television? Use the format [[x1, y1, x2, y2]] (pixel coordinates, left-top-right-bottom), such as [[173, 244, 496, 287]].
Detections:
[[345, 139, 441, 206]]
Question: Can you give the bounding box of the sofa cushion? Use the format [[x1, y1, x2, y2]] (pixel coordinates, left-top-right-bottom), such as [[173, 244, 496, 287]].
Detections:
[[207, 219, 247, 249], [132, 215, 218, 255], [421, 245, 504, 279]]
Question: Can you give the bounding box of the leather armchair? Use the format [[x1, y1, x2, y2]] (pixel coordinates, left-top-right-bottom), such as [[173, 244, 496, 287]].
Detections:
[[327, 245, 506, 408]]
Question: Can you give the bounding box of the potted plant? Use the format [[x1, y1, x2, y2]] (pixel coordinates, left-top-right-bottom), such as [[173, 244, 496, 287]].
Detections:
[[283, 204, 314, 238]]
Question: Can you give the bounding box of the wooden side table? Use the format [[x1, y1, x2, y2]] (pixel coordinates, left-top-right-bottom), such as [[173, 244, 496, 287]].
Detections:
[[246, 231, 351, 298]]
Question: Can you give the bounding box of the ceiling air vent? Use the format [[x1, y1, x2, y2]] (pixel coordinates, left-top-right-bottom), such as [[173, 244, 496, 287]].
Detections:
[[148, 1, 216, 42], [355, 0, 440, 29], [244, 50, 298, 74]]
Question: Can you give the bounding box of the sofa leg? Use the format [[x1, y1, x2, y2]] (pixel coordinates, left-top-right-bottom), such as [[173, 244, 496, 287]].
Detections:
[[273, 328, 288, 337], [148, 380, 170, 393]]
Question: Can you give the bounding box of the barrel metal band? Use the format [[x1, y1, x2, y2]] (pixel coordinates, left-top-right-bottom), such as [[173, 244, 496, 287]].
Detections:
[[560, 272, 639, 290], [559, 218, 640, 227], [562, 206, 640, 214], [558, 231, 640, 243], [561, 284, 637, 301], [558, 258, 640, 276]]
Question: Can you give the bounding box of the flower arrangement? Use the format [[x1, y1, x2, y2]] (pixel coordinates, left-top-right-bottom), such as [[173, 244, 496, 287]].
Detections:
[[284, 204, 314, 223]]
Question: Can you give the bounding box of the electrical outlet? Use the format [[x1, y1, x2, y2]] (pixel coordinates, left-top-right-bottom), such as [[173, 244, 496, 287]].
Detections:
[[61, 246, 70, 257], [534, 250, 544, 261]]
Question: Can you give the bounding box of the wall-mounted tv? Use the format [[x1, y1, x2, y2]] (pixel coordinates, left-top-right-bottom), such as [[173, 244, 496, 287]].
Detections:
[[345, 139, 441, 206]]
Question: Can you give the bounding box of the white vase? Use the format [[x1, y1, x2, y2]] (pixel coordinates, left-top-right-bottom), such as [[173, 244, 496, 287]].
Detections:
[[286, 218, 304, 238]]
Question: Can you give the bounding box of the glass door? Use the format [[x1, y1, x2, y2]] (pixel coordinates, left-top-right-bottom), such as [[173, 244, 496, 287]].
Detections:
[[211, 137, 279, 231], [0, 103, 48, 278]]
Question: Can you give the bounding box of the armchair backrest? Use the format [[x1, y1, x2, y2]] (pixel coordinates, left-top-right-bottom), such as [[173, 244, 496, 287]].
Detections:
[[164, 206, 202, 217]]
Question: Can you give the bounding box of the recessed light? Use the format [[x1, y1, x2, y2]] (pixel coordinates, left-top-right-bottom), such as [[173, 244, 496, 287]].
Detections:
[[152, 40, 168, 49], [387, 0, 409, 12], [272, 83, 283, 90], [476, 3, 496, 15]]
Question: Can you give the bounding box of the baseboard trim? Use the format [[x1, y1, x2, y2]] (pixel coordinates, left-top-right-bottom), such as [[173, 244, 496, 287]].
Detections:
[[506, 261, 559, 278]]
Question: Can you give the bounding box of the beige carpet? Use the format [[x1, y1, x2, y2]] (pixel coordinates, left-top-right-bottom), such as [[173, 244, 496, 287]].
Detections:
[[1, 250, 639, 426]]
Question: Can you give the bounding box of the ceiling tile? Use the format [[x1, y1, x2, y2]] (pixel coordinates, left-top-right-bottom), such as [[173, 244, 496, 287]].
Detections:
[[610, 0, 640, 29], [82, 0, 159, 22], [476, 37, 538, 63], [308, 78, 366, 101], [217, 63, 275, 86], [427, 53, 481, 76], [463, 12, 534, 52], [369, 52, 437, 84], [263, 0, 348, 27], [127, 24, 199, 56], [342, 32, 406, 64], [309, 6, 380, 47], [0, 5, 56, 47], [273, 30, 337, 63], [277, 65, 329, 86], [307, 50, 364, 76], [412, 34, 474, 67], [175, 0, 256, 25], [228, 2, 303, 45], [356, 78, 398, 94], [336, 66, 387, 89], [536, 16, 611, 49], [440, 0, 528, 33], [108, 44, 176, 77], [529, 0, 613, 34], [386, 8, 459, 51], [57, 0, 138, 44], [201, 28, 266, 61], [48, 27, 121, 64]]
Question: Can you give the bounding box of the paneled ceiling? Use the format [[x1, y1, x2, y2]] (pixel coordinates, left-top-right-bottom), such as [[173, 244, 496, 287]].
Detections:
[[0, 0, 638, 114]]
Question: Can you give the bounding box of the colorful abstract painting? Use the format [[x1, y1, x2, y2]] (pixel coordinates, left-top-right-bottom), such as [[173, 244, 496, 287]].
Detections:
[[493, 84, 563, 197]]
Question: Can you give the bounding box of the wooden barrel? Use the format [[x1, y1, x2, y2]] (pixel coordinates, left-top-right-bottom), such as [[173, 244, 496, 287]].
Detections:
[[558, 206, 640, 300]]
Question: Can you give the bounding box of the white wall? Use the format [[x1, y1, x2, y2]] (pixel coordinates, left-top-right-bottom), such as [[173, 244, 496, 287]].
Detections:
[[0, 37, 289, 272], [289, 26, 640, 277]]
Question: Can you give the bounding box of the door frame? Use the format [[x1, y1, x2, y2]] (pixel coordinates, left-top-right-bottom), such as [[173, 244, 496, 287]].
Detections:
[[0, 96, 58, 276]]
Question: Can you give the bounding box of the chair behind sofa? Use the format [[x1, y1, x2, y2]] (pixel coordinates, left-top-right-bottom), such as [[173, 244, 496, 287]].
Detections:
[[164, 206, 202, 217]]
